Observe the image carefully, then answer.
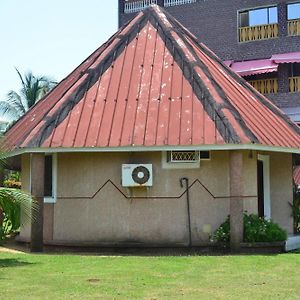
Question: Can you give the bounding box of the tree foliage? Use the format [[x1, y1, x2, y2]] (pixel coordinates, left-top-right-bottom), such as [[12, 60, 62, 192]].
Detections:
[[0, 68, 56, 124]]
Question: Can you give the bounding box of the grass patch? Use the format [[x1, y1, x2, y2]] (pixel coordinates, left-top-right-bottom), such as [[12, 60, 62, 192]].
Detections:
[[0, 252, 300, 299]]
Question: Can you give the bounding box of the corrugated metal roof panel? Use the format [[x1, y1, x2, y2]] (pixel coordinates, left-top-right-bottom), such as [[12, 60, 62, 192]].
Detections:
[[3, 5, 300, 152]]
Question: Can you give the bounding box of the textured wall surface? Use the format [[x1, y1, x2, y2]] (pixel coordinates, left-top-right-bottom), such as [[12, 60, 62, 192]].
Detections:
[[19, 150, 293, 245]]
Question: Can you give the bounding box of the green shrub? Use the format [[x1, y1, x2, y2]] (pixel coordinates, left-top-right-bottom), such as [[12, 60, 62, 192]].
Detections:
[[211, 214, 287, 243], [3, 171, 21, 189], [3, 179, 21, 189], [290, 185, 300, 233], [0, 225, 4, 245]]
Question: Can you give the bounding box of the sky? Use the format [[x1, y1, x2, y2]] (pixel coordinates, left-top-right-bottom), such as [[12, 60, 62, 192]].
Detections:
[[0, 0, 118, 100]]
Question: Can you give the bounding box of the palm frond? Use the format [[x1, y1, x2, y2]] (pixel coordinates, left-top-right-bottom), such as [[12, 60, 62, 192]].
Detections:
[[14, 67, 26, 89], [0, 100, 23, 122], [6, 90, 27, 114], [0, 188, 37, 228]]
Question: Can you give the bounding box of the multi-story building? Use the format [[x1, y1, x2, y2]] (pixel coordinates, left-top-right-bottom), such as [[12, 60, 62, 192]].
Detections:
[[119, 0, 300, 122]]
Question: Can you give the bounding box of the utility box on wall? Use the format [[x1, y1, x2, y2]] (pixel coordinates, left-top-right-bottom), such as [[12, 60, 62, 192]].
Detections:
[[122, 164, 153, 187]]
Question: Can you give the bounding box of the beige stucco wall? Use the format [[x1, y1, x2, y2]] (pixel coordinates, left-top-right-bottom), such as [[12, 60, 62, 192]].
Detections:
[[269, 152, 293, 234], [19, 149, 293, 245], [19, 154, 54, 242]]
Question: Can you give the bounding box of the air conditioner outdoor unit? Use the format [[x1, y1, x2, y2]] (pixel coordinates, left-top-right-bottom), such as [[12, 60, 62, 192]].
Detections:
[[122, 164, 153, 187]]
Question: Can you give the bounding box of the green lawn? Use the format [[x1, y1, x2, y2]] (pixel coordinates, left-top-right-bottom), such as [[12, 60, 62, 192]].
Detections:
[[1, 252, 300, 299]]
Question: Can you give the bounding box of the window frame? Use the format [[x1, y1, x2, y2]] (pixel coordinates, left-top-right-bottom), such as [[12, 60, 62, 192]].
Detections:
[[289, 63, 300, 77], [29, 153, 57, 203], [287, 2, 300, 20], [238, 5, 278, 28], [162, 151, 211, 169]]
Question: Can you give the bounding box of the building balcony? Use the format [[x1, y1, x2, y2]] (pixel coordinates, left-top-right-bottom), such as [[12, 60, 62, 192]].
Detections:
[[289, 77, 300, 93], [123, 0, 196, 13], [124, 0, 157, 14], [238, 24, 279, 42], [248, 78, 278, 94], [164, 0, 196, 7], [288, 19, 300, 36]]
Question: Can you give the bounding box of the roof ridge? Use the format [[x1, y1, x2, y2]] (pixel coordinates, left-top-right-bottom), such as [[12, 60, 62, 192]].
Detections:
[[148, 6, 247, 143], [26, 12, 149, 148], [170, 13, 300, 138], [163, 11, 260, 144]]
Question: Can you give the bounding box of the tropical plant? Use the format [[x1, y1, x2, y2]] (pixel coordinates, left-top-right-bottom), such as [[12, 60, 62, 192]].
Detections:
[[0, 187, 35, 243], [3, 171, 21, 189], [0, 155, 35, 244], [211, 214, 287, 243], [0, 68, 56, 124]]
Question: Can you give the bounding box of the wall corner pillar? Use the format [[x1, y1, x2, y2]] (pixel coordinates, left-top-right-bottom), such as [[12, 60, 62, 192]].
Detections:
[[229, 150, 244, 252], [30, 153, 45, 252]]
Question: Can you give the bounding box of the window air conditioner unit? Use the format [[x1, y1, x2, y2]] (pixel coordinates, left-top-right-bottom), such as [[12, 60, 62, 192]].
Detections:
[[122, 164, 153, 187]]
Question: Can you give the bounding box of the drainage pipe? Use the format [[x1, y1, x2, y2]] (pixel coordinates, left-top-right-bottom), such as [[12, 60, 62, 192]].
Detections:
[[180, 177, 192, 248]]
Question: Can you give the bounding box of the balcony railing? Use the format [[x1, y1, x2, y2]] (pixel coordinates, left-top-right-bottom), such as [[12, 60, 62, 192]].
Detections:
[[248, 78, 278, 94], [124, 0, 157, 13], [164, 0, 196, 7], [238, 24, 279, 42], [288, 19, 300, 36], [289, 77, 300, 93]]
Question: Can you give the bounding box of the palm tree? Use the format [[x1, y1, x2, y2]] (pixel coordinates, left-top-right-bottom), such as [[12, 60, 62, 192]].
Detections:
[[0, 155, 36, 243], [0, 187, 34, 242], [0, 68, 56, 124]]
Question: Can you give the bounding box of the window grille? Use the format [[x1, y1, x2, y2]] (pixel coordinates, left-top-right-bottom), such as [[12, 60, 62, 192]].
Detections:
[[167, 151, 200, 163], [164, 0, 196, 7], [124, 0, 157, 13]]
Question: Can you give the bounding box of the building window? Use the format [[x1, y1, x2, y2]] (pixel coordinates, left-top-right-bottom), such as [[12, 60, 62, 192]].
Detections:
[[44, 155, 53, 197], [43, 154, 57, 203], [288, 2, 300, 20], [289, 63, 300, 93], [245, 73, 279, 94], [167, 151, 200, 163], [29, 154, 57, 203], [162, 151, 210, 169], [239, 7, 278, 27], [238, 7, 278, 42], [288, 3, 300, 36], [289, 63, 300, 77]]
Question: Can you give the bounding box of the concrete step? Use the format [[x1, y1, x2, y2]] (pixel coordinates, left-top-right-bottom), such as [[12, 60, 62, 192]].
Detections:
[[285, 235, 300, 252]]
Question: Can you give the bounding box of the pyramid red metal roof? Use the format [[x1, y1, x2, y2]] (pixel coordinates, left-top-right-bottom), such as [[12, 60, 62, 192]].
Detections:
[[4, 5, 300, 152]]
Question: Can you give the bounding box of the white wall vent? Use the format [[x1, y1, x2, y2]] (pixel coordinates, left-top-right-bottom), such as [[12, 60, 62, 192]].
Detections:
[[122, 164, 153, 187]]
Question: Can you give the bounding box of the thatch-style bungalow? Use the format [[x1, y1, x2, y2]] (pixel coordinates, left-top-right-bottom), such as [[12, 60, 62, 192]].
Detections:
[[4, 6, 300, 251]]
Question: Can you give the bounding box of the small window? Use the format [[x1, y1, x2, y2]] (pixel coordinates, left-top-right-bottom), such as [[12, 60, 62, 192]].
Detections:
[[167, 151, 200, 163], [289, 63, 300, 77], [239, 6, 278, 27], [44, 155, 53, 197], [166, 151, 210, 163], [200, 151, 210, 160], [288, 2, 300, 20]]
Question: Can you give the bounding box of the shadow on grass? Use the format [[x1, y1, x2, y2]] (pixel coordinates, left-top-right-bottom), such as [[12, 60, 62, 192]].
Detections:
[[0, 258, 35, 268], [42, 246, 285, 257]]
